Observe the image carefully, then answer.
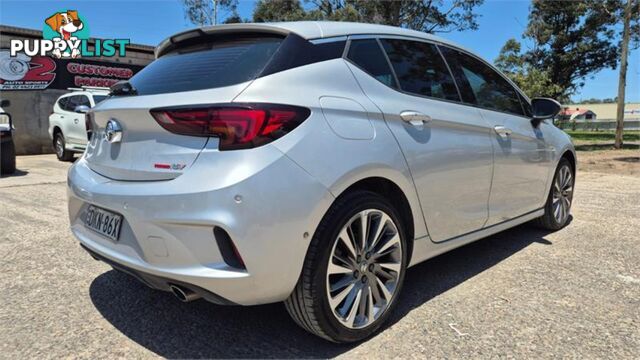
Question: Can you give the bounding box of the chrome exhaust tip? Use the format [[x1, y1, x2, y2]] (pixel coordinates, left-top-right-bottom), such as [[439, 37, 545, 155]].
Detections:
[[169, 284, 201, 302]]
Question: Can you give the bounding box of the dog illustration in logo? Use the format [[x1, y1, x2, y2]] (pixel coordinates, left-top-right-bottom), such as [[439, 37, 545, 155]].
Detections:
[[45, 10, 83, 58]]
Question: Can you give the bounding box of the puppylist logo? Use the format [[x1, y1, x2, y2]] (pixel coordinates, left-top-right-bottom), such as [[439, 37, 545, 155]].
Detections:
[[9, 10, 130, 59]]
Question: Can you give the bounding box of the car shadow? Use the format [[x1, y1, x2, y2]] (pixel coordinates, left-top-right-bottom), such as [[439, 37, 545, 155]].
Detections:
[[89, 220, 562, 358]]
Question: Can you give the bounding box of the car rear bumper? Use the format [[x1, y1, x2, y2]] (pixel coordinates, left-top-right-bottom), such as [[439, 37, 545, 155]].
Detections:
[[67, 146, 334, 305]]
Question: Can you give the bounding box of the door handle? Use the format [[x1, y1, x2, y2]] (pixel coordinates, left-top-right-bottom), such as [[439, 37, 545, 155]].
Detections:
[[400, 111, 432, 126], [74, 119, 79, 124], [494, 125, 512, 138]]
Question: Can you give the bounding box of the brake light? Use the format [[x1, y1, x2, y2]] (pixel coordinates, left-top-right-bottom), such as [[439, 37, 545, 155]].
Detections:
[[150, 104, 310, 150]]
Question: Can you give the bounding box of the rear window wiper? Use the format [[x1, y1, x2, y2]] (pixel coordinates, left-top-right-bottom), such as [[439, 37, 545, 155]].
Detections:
[[110, 80, 138, 96]]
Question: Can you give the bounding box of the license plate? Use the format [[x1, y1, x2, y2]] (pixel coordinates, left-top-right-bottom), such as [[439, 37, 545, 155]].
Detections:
[[84, 205, 123, 241]]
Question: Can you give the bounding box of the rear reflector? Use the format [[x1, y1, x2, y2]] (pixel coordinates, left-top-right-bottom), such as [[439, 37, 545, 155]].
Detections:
[[214, 226, 245, 269], [150, 103, 310, 150]]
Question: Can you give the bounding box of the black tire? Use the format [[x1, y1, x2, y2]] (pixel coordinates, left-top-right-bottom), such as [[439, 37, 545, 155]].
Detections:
[[54, 132, 74, 162], [285, 190, 408, 343], [535, 158, 574, 230], [0, 137, 16, 175]]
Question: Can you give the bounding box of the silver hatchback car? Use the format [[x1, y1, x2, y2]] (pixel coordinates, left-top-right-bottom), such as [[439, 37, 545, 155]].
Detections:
[[68, 21, 575, 342]]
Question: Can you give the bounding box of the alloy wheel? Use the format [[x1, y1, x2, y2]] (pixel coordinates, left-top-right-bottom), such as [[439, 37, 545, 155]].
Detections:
[[55, 136, 64, 158], [552, 165, 573, 224], [325, 209, 403, 329]]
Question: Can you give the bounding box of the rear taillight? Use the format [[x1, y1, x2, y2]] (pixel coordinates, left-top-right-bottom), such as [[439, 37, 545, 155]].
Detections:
[[150, 103, 310, 150]]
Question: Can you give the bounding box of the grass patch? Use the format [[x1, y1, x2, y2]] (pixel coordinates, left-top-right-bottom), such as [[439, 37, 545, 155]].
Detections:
[[565, 130, 640, 142], [574, 143, 639, 151]]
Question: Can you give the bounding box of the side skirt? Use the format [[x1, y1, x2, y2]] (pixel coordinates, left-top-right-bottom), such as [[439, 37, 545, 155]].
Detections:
[[408, 208, 544, 267]]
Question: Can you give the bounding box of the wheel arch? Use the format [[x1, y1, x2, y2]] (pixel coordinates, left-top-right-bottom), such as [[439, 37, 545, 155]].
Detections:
[[52, 125, 63, 138], [561, 149, 576, 174], [333, 176, 418, 264]]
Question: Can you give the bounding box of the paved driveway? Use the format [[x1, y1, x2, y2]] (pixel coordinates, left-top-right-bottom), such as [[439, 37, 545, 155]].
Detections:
[[1, 154, 638, 358]]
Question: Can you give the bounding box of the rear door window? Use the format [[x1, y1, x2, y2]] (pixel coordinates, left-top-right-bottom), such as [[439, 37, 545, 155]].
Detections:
[[380, 39, 460, 102], [65, 95, 89, 112], [75, 95, 91, 108], [346, 39, 397, 88], [129, 37, 283, 95]]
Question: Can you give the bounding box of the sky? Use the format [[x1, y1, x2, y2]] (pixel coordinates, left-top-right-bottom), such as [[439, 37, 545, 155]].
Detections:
[[1, 0, 638, 102]]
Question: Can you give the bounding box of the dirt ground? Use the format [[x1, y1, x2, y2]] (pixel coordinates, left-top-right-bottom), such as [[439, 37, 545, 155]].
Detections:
[[576, 149, 639, 176], [1, 152, 638, 359]]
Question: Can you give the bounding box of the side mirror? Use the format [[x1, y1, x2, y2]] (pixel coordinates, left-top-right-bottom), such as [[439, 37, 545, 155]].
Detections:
[[74, 105, 90, 114], [531, 97, 561, 127], [0, 99, 10, 108]]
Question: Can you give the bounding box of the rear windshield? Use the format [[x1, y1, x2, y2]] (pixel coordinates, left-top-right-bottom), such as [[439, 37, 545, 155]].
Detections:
[[93, 95, 108, 104], [129, 37, 283, 95]]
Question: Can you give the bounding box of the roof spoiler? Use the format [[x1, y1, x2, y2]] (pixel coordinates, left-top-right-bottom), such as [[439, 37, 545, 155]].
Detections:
[[155, 24, 293, 58]]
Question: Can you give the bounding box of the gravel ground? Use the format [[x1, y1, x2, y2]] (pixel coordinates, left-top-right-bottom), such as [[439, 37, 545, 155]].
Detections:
[[1, 154, 638, 359]]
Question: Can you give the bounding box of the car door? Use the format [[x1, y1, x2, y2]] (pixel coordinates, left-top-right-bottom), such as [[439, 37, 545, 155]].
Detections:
[[65, 95, 90, 145], [439, 46, 553, 225], [344, 37, 495, 242]]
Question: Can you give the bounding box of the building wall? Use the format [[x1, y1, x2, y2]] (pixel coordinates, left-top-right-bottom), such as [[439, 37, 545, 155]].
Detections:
[[0, 25, 155, 155], [562, 103, 640, 121]]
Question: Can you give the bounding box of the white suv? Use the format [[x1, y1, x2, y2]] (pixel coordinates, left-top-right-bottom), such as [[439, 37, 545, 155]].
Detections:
[[49, 87, 109, 161]]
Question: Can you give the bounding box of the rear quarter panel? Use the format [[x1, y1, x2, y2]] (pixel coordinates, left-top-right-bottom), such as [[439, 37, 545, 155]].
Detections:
[[233, 58, 429, 240]]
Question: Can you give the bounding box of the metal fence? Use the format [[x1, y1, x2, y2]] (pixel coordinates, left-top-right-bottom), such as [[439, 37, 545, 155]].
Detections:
[[555, 119, 640, 131]]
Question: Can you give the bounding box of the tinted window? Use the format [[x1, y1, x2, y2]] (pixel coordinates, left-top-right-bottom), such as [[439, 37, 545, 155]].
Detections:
[[440, 46, 524, 115], [381, 39, 459, 101], [73, 95, 91, 108], [519, 93, 532, 117], [92, 95, 108, 104], [261, 35, 345, 77], [347, 39, 396, 88], [57, 97, 72, 111], [130, 37, 283, 95]]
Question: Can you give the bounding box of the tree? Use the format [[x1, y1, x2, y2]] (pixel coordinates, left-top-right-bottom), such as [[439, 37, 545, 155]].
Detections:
[[253, 0, 306, 22], [494, 39, 564, 100], [252, 0, 484, 32], [181, 0, 238, 26], [222, 11, 245, 24], [521, 0, 621, 99], [614, 0, 636, 149]]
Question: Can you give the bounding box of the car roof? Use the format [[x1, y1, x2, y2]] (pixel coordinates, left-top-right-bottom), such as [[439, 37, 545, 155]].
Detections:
[[156, 21, 475, 58]]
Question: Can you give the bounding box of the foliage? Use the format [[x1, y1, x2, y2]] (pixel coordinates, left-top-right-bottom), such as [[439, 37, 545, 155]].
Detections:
[[181, 0, 238, 26], [494, 38, 565, 100], [522, 0, 622, 99], [565, 130, 640, 142], [222, 11, 245, 24], [253, 0, 306, 22], [252, 0, 484, 33], [495, 0, 639, 101]]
